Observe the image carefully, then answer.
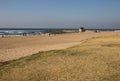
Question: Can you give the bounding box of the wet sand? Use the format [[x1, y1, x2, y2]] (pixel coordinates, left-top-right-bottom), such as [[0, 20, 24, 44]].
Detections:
[[0, 32, 117, 62]]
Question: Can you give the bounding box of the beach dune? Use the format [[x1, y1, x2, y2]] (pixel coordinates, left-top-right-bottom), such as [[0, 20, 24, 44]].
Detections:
[[0, 32, 116, 62]]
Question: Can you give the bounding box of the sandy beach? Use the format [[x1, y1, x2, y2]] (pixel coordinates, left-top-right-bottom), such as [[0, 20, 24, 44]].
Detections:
[[0, 32, 117, 62]]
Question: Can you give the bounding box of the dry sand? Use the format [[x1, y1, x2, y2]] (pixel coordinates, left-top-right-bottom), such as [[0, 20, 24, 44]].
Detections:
[[0, 32, 117, 62]]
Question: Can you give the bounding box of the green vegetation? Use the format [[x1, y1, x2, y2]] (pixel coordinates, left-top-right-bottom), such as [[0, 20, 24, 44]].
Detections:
[[0, 34, 120, 81]]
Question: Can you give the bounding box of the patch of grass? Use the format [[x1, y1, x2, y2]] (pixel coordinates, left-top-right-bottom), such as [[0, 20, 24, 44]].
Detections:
[[102, 74, 120, 81], [102, 60, 120, 81], [102, 44, 120, 47]]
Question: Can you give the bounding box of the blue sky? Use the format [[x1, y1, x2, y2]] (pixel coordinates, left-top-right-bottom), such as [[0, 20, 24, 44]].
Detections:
[[0, 0, 120, 29]]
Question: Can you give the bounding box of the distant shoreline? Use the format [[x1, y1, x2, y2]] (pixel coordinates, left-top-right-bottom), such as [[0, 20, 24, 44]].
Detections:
[[0, 28, 120, 37]]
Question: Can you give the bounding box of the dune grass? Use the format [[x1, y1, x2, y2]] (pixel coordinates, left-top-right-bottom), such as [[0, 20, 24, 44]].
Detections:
[[0, 34, 120, 81]]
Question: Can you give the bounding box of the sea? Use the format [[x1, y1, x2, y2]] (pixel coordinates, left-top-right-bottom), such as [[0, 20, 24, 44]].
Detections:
[[0, 28, 120, 37], [0, 28, 77, 37]]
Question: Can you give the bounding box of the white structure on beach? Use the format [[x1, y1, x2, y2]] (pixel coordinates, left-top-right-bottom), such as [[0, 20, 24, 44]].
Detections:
[[79, 27, 85, 32]]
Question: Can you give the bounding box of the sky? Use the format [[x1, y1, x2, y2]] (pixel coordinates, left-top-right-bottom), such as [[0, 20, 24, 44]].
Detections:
[[0, 0, 120, 29]]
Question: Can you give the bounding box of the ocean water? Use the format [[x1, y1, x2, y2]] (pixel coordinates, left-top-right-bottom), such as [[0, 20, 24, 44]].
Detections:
[[0, 30, 45, 37], [0, 28, 76, 37], [0, 28, 120, 37]]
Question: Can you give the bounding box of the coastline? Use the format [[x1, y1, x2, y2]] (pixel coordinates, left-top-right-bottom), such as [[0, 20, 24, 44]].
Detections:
[[0, 32, 118, 62]]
